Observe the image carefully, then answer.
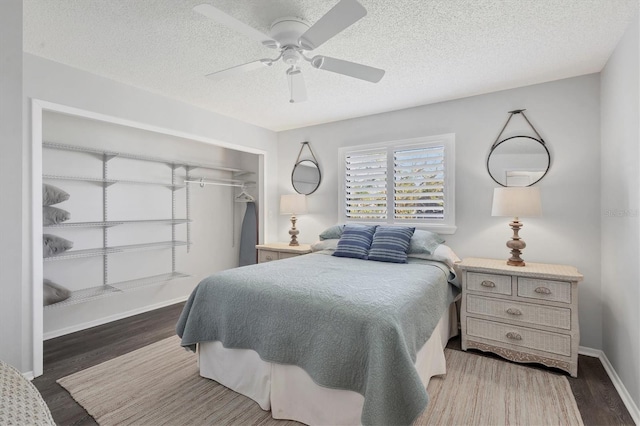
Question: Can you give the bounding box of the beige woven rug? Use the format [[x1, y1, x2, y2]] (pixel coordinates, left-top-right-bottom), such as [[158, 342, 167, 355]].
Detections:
[[58, 336, 583, 426]]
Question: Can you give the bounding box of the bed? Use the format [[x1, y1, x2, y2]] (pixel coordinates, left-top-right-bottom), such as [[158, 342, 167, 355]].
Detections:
[[177, 247, 460, 426]]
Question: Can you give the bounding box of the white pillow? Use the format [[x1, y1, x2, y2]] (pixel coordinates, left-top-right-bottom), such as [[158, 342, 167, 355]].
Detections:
[[311, 239, 340, 252], [407, 244, 460, 269]]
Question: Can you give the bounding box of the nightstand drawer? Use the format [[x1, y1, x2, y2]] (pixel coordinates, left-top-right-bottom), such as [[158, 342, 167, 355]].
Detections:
[[466, 295, 571, 330], [466, 318, 571, 357], [517, 277, 571, 304], [466, 272, 511, 295], [258, 250, 279, 263]]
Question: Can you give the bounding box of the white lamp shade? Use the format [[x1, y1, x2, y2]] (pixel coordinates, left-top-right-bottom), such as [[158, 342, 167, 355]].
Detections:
[[492, 187, 542, 218], [280, 194, 308, 215]]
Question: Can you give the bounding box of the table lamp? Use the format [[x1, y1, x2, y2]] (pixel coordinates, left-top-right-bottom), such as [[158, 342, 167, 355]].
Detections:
[[280, 194, 308, 246], [492, 187, 542, 266]]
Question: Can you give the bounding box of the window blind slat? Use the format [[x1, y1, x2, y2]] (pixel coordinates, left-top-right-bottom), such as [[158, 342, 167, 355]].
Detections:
[[394, 164, 445, 173], [394, 149, 444, 160], [396, 191, 444, 197], [395, 200, 444, 206]]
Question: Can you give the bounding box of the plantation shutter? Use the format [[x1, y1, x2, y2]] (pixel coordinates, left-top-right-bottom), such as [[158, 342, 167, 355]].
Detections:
[[345, 150, 387, 219], [393, 145, 445, 220]]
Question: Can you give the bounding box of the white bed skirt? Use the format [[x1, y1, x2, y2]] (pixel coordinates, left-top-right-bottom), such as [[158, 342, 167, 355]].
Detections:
[[199, 303, 458, 425]]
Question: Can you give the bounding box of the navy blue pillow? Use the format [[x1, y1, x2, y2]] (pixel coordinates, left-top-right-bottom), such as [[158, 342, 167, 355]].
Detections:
[[368, 226, 416, 263], [332, 224, 377, 260]]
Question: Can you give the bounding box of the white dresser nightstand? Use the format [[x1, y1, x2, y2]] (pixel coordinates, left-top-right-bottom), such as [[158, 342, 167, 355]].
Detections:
[[458, 257, 583, 377], [256, 243, 312, 263]]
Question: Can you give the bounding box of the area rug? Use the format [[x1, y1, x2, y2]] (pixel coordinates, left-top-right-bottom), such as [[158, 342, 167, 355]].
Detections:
[[58, 336, 583, 425]]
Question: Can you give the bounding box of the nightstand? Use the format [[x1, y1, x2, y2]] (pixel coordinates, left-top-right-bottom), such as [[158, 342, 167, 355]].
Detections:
[[256, 243, 312, 263], [458, 257, 583, 377]]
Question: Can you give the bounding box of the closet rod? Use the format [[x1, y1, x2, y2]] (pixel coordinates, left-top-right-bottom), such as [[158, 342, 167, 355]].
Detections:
[[184, 178, 244, 188]]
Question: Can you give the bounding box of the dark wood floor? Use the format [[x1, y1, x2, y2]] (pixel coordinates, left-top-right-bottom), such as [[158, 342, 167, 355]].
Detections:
[[33, 302, 635, 426]]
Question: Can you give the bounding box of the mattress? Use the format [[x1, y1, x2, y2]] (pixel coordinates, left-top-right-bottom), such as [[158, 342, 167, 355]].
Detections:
[[198, 302, 459, 426]]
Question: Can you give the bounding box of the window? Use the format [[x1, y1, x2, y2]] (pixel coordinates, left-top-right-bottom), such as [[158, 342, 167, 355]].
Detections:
[[339, 134, 455, 233]]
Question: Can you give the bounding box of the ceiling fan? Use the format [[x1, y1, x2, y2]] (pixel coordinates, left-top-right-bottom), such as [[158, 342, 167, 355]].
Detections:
[[194, 0, 385, 103]]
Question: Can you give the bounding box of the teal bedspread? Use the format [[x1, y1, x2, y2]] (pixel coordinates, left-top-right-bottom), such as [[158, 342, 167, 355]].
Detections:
[[177, 253, 458, 426]]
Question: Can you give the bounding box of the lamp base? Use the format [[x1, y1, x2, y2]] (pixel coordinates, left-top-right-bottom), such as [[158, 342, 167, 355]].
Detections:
[[288, 214, 299, 246], [506, 219, 526, 267], [507, 256, 525, 267]]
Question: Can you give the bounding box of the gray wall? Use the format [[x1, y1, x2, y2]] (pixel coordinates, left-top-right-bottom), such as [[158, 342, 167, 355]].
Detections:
[[277, 75, 603, 349], [601, 11, 640, 412], [0, 0, 24, 371]]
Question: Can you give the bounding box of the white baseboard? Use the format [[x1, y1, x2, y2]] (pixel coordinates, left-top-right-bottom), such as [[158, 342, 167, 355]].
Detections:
[[578, 345, 601, 358], [43, 296, 188, 341], [22, 371, 35, 381], [579, 346, 640, 425]]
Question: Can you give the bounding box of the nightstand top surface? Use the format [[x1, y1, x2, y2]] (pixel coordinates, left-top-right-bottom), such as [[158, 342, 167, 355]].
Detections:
[[459, 257, 583, 281], [256, 243, 312, 254]]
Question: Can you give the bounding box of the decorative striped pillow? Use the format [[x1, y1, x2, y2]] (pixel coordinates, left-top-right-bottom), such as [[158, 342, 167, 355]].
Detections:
[[332, 224, 377, 260], [368, 226, 416, 263]]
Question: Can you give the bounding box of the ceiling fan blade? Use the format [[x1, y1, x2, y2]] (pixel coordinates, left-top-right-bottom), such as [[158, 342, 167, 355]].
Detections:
[[311, 55, 385, 83], [194, 4, 279, 48], [206, 59, 273, 81], [287, 68, 307, 103], [298, 0, 366, 51]]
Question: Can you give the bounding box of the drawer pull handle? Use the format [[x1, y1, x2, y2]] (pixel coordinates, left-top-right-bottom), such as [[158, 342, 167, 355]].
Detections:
[[534, 286, 552, 295], [506, 308, 522, 316], [506, 332, 522, 341], [480, 280, 496, 288]]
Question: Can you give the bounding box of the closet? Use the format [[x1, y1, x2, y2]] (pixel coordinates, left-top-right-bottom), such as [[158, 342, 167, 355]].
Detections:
[[41, 110, 260, 337]]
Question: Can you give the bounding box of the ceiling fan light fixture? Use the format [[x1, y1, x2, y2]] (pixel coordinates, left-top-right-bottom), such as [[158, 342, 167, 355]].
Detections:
[[282, 48, 302, 65]]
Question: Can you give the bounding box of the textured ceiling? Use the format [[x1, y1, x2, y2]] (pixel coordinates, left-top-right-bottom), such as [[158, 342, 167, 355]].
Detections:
[[23, 0, 638, 131]]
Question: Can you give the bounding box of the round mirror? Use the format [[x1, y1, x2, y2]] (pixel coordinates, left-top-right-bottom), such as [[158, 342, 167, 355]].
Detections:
[[487, 136, 550, 187], [292, 160, 321, 195]]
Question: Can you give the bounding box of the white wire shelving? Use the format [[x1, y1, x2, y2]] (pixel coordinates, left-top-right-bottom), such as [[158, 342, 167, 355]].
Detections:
[[43, 141, 249, 174], [42, 142, 235, 309], [43, 219, 192, 229], [42, 141, 254, 309], [43, 174, 186, 189], [45, 272, 190, 309], [43, 241, 189, 262], [45, 285, 121, 309]]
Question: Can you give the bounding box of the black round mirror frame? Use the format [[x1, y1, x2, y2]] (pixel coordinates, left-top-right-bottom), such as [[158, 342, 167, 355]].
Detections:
[[291, 159, 322, 195], [486, 135, 551, 187]]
